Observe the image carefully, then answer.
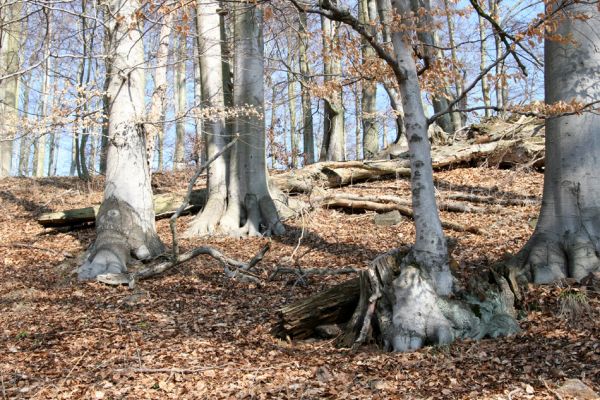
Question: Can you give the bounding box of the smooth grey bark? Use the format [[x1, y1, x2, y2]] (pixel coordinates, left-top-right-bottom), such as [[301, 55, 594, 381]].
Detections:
[[192, 19, 204, 165], [298, 11, 315, 165], [173, 24, 187, 171], [442, 0, 464, 129], [360, 0, 379, 159], [32, 8, 52, 177], [0, 0, 21, 177], [320, 11, 345, 162], [145, 9, 172, 169], [186, 0, 229, 236], [287, 40, 298, 168], [187, 1, 283, 237], [514, 2, 600, 284], [389, 0, 451, 351], [79, 0, 164, 280]]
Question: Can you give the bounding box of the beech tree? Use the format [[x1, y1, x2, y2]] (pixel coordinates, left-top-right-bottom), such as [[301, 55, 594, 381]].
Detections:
[[186, 0, 284, 237], [510, 1, 600, 284], [79, 0, 164, 279]]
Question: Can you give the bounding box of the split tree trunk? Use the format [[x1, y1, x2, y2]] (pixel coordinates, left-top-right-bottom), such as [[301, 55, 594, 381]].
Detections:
[[187, 1, 284, 237], [185, 0, 230, 236], [79, 0, 164, 280]]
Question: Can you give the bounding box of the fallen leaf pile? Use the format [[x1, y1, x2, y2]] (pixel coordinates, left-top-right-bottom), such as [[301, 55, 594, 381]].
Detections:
[[0, 167, 598, 399]]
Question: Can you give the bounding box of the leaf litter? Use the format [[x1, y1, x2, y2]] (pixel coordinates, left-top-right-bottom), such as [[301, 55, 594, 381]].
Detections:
[[0, 168, 598, 399]]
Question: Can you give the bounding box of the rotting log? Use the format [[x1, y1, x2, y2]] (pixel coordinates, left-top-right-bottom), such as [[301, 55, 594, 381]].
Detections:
[[271, 278, 361, 339]]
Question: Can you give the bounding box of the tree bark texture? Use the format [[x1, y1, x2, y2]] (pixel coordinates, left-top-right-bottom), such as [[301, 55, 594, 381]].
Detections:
[[79, 0, 164, 280], [360, 0, 379, 159], [298, 12, 315, 165], [320, 11, 345, 162], [145, 9, 172, 170], [0, 0, 21, 177], [173, 21, 187, 171], [512, 3, 600, 284]]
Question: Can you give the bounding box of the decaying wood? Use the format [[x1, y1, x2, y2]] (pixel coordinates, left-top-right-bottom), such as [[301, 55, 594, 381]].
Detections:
[[317, 193, 482, 234], [271, 278, 361, 339]]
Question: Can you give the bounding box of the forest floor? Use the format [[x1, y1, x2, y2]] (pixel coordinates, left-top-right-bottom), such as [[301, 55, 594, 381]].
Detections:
[[0, 166, 598, 399]]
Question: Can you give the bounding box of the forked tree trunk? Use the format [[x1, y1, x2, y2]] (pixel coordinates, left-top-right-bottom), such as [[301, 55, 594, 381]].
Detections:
[[320, 11, 345, 162], [187, 1, 284, 237], [145, 9, 172, 169], [0, 0, 21, 177], [79, 0, 164, 280], [511, 2, 600, 284]]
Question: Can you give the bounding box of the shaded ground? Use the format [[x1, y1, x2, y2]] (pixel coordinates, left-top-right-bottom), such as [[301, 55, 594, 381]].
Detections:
[[0, 167, 598, 399]]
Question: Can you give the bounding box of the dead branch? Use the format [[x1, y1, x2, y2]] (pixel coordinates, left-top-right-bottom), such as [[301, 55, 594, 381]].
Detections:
[[316, 194, 482, 234], [445, 193, 539, 206]]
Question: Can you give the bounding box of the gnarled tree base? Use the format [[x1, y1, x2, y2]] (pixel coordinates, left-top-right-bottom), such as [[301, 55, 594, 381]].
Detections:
[[507, 230, 600, 285], [78, 197, 165, 280], [274, 248, 521, 352]]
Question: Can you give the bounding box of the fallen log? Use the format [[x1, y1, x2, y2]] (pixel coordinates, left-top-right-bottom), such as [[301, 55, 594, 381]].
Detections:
[[271, 278, 361, 339], [38, 190, 207, 227], [317, 194, 483, 234]]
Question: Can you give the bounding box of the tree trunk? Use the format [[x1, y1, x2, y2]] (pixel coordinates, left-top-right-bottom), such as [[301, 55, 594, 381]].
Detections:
[[360, 0, 379, 159], [512, 2, 600, 284], [33, 11, 51, 178], [187, 1, 284, 237], [353, 83, 361, 160], [478, 13, 491, 118], [18, 79, 31, 176], [287, 43, 298, 169], [186, 0, 230, 236], [320, 11, 345, 162], [79, 0, 164, 280], [145, 9, 172, 170], [192, 16, 204, 165], [0, 0, 21, 177], [409, 0, 453, 133], [298, 12, 314, 165], [443, 0, 464, 130], [173, 21, 187, 171]]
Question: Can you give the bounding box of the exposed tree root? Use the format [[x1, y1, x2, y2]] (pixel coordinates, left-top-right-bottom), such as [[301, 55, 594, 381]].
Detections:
[[505, 230, 600, 285], [96, 243, 271, 287], [273, 247, 522, 352], [444, 193, 539, 206]]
